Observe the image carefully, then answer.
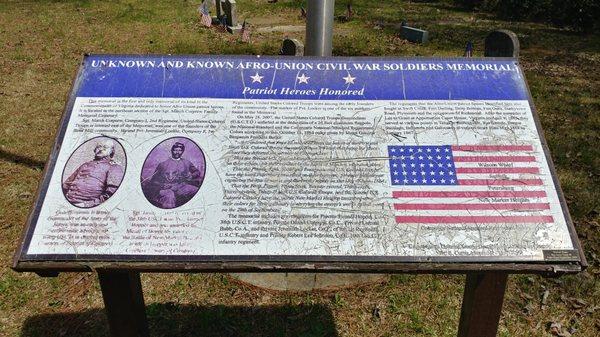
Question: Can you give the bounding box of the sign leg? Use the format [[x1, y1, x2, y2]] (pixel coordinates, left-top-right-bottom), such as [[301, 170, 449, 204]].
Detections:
[[305, 0, 335, 56], [457, 272, 508, 337], [98, 270, 149, 337]]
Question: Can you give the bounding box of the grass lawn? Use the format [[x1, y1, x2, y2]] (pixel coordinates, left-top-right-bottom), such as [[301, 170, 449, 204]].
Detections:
[[1, 0, 599, 336]]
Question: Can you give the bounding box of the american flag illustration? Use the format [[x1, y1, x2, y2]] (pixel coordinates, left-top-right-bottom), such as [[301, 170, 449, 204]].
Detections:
[[388, 145, 552, 224], [198, 1, 212, 27]]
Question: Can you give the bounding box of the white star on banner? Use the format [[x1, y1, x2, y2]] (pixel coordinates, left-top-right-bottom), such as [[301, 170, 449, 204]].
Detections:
[[250, 72, 263, 83], [343, 73, 356, 84], [297, 73, 310, 84]]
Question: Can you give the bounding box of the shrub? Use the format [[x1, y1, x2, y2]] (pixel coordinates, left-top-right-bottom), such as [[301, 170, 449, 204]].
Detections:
[[451, 0, 600, 33], [451, 0, 484, 9], [547, 0, 599, 33]]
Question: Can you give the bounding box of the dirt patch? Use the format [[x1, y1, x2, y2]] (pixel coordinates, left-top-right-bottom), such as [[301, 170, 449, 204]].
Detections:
[[256, 25, 305, 33]]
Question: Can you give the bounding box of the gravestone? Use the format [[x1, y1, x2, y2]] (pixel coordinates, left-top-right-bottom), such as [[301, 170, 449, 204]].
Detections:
[[222, 0, 242, 33], [215, 0, 224, 18], [484, 30, 520, 58], [280, 38, 305, 56], [400, 22, 429, 44]]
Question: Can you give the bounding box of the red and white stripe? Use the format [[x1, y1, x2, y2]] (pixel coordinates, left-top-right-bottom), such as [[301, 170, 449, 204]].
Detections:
[[200, 13, 212, 27], [393, 144, 552, 224]]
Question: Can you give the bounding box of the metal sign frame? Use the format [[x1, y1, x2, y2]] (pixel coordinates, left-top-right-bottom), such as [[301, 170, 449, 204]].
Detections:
[[12, 54, 586, 276]]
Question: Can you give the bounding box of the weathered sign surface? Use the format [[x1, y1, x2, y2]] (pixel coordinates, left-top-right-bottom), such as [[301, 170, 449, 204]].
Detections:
[[14, 55, 582, 268]]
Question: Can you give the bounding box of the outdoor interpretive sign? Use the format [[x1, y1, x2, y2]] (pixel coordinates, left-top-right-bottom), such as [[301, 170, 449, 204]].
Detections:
[[14, 55, 584, 270]]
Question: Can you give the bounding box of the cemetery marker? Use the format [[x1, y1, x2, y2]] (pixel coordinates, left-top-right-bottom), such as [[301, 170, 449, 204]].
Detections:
[[485, 29, 520, 58]]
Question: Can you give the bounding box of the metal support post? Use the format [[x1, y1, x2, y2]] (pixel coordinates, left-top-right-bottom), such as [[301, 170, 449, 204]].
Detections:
[[305, 0, 335, 56]]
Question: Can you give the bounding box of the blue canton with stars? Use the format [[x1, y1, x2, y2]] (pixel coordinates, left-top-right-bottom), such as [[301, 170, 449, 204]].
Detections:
[[388, 145, 458, 186]]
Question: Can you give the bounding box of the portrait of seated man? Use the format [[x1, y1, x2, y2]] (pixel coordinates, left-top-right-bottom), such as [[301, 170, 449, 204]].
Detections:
[[141, 141, 202, 209], [62, 138, 125, 208]]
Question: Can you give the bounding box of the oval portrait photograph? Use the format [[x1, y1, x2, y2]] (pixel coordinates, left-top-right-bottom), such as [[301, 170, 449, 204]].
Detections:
[[62, 136, 127, 208], [141, 137, 206, 209]]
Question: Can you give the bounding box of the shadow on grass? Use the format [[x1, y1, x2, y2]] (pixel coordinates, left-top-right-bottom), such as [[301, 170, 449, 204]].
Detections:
[[0, 149, 45, 170], [21, 303, 339, 337]]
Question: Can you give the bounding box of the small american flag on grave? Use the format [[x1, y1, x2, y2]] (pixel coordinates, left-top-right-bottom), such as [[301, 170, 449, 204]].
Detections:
[[240, 20, 251, 42], [464, 41, 473, 57], [198, 0, 212, 27], [388, 144, 552, 225]]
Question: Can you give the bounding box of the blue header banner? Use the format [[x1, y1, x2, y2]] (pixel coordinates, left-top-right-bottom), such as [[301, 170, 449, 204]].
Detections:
[[76, 55, 528, 100]]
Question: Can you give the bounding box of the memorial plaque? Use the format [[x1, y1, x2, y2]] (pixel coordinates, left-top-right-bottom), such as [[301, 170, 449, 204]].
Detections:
[[13, 55, 583, 272]]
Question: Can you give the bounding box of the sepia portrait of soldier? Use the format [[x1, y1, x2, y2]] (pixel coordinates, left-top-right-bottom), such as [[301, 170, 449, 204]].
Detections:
[[141, 138, 205, 209], [62, 137, 126, 208]]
